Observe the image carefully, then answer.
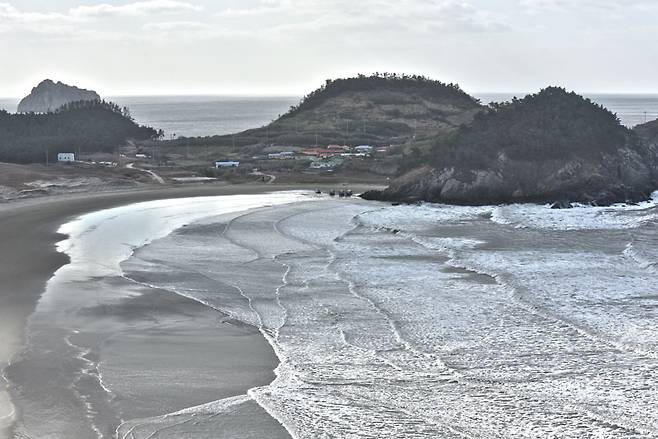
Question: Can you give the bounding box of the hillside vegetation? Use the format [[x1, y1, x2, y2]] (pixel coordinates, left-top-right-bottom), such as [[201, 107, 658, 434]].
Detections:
[[434, 87, 635, 167], [365, 87, 658, 205], [0, 100, 160, 164], [168, 74, 482, 150]]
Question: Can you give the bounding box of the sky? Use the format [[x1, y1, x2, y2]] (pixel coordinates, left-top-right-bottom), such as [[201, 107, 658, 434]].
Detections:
[[1, 0, 657, 97]]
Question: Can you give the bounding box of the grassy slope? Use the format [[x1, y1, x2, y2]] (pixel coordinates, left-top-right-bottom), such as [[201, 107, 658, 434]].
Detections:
[[166, 75, 482, 151]]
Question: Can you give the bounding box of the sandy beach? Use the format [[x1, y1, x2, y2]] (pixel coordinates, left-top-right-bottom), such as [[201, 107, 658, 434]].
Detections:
[[0, 183, 377, 439]]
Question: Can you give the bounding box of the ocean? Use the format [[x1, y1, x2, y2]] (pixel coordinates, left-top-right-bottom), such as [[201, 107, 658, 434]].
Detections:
[[2, 94, 658, 137], [8, 192, 658, 438]]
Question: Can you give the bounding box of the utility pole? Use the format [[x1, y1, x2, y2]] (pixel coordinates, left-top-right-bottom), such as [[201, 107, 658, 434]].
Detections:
[[645, 111, 648, 123], [315, 133, 319, 147], [45, 149, 49, 166], [363, 119, 367, 134]]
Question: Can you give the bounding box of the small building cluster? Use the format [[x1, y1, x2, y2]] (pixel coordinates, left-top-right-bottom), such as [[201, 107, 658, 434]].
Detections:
[[212, 143, 388, 173], [271, 144, 377, 169]]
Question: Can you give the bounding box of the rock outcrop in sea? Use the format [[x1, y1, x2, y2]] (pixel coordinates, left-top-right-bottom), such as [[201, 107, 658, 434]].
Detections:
[[364, 87, 658, 206], [17, 79, 100, 113]]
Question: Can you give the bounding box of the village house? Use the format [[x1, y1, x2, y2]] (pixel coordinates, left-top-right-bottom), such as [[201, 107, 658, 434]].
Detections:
[[268, 151, 295, 160], [326, 144, 350, 152], [354, 145, 373, 153], [301, 148, 342, 158], [310, 157, 343, 169], [215, 160, 240, 168], [57, 152, 75, 162]]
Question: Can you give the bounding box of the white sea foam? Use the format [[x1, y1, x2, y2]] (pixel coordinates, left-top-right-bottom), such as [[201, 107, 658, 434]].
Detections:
[[262, 200, 658, 437], [490, 191, 658, 231]]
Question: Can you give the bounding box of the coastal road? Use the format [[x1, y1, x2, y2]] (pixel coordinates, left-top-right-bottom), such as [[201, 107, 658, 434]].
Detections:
[[250, 170, 276, 184], [126, 162, 165, 184]]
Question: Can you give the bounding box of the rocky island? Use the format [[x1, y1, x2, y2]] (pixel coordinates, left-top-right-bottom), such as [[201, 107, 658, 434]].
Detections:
[[364, 87, 658, 206], [17, 79, 100, 113]]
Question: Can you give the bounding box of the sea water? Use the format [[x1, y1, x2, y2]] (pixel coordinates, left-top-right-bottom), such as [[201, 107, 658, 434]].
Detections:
[[106, 195, 658, 438], [108, 96, 298, 138]]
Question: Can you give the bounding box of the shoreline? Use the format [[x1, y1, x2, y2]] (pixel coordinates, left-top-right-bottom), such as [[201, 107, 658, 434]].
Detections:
[[0, 183, 380, 438]]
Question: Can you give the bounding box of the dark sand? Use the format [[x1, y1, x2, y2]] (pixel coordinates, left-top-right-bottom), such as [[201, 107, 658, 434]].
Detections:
[[0, 183, 379, 438]]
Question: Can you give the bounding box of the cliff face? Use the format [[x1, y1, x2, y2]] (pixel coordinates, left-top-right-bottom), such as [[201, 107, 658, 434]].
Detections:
[[364, 150, 655, 205], [634, 119, 658, 152], [364, 88, 658, 206], [17, 80, 100, 113]]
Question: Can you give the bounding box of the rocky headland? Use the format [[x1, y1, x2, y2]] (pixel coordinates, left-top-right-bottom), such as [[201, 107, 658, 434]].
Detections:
[[364, 87, 658, 206]]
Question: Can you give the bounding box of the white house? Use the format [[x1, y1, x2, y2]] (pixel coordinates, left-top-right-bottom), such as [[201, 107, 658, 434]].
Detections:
[[354, 145, 373, 153], [268, 152, 295, 160], [215, 161, 240, 168], [310, 158, 343, 169], [57, 153, 75, 162]]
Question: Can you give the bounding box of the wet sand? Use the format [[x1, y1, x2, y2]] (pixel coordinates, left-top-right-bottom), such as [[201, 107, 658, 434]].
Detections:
[[0, 183, 378, 438]]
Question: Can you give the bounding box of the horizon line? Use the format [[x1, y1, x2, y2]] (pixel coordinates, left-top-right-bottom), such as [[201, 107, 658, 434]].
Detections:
[[4, 91, 658, 100]]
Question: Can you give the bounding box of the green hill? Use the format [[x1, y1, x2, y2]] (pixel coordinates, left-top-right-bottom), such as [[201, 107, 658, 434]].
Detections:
[[434, 87, 634, 167], [170, 74, 482, 149], [0, 100, 160, 164], [365, 87, 658, 205]]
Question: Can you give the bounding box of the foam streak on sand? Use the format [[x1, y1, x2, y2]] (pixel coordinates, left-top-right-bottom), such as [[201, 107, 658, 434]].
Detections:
[[5, 192, 311, 439]]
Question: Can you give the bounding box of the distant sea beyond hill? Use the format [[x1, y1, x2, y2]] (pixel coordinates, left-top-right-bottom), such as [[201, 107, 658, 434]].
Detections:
[[2, 93, 658, 138]]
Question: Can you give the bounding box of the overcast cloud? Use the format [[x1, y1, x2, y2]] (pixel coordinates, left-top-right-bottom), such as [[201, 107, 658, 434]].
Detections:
[[1, 0, 657, 96]]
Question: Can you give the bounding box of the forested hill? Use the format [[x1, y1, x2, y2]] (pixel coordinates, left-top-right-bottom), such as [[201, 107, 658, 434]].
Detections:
[[433, 87, 636, 167], [0, 100, 160, 164], [170, 74, 482, 149], [365, 87, 658, 205], [282, 74, 479, 118]]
